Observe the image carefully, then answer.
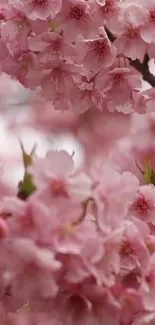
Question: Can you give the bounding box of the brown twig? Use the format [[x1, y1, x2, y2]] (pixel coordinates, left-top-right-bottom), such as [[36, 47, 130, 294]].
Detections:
[[105, 27, 155, 87], [129, 58, 155, 87]]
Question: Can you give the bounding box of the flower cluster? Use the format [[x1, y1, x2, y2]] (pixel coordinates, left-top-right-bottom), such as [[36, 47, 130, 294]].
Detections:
[[0, 0, 154, 113], [0, 0, 155, 325], [0, 147, 154, 325]]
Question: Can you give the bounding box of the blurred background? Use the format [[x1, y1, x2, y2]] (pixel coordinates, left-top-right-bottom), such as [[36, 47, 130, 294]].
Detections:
[[0, 60, 155, 188], [0, 73, 84, 187]]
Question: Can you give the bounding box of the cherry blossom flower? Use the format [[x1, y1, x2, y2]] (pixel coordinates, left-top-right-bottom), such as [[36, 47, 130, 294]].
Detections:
[[40, 58, 83, 104], [114, 5, 148, 61], [96, 67, 142, 113], [93, 0, 121, 31], [94, 221, 149, 288], [92, 164, 139, 233], [0, 0, 155, 323], [13, 51, 42, 89], [28, 32, 76, 62], [131, 185, 155, 224], [140, 2, 155, 44], [57, 0, 94, 41], [69, 75, 105, 113], [8, 238, 61, 301], [21, 0, 62, 20], [1, 6, 30, 53], [82, 27, 116, 72], [29, 150, 92, 202], [139, 252, 155, 311], [1, 5, 48, 55]]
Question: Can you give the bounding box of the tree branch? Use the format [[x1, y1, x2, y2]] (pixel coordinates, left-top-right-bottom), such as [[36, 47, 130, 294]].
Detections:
[[129, 58, 155, 87], [105, 27, 155, 87]]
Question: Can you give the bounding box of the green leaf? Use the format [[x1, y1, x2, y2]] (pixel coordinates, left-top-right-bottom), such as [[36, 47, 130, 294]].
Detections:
[[135, 159, 155, 185], [143, 160, 155, 185], [20, 140, 36, 170], [18, 173, 36, 200], [18, 141, 37, 199]]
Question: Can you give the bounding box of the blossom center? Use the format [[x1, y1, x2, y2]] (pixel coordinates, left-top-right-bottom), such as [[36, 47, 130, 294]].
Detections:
[[94, 40, 106, 57], [50, 178, 68, 197], [133, 195, 150, 214], [69, 6, 84, 20], [101, 0, 118, 16], [33, 0, 47, 7], [113, 74, 124, 85], [125, 26, 139, 39], [120, 240, 134, 257]]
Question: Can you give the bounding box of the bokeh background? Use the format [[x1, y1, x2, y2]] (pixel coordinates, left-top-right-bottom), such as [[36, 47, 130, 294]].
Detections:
[[0, 59, 155, 188]]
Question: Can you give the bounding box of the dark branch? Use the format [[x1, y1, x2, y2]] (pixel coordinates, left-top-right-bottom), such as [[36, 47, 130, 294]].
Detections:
[[129, 59, 155, 87], [105, 27, 116, 42], [143, 53, 149, 68], [105, 27, 155, 87]]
